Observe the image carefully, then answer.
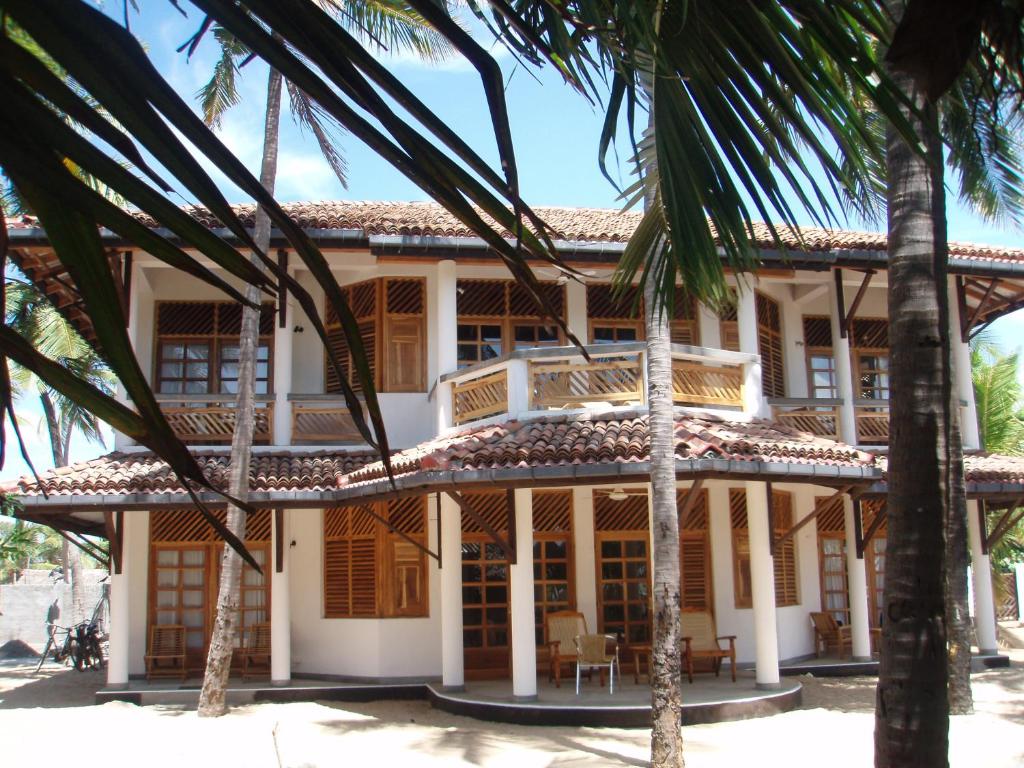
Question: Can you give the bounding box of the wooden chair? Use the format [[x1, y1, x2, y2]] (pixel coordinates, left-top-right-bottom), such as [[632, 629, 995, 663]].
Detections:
[[145, 624, 187, 681], [240, 622, 271, 681], [575, 633, 620, 695], [546, 610, 587, 688], [681, 611, 736, 683], [810, 611, 852, 659]]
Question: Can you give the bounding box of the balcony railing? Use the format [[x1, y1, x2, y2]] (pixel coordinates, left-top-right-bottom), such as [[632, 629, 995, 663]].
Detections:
[[288, 394, 364, 444], [155, 393, 274, 444], [445, 342, 757, 427], [855, 399, 889, 445], [769, 398, 841, 439]]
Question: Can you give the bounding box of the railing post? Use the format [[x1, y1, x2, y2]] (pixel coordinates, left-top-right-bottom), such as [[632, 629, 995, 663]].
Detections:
[[506, 359, 529, 417]]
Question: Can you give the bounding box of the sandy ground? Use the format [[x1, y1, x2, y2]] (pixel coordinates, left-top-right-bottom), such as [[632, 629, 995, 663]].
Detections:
[[0, 656, 1021, 768]]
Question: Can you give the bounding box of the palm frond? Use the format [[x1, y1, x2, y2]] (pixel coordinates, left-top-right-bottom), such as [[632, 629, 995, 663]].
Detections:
[[285, 80, 349, 188], [196, 25, 249, 128]]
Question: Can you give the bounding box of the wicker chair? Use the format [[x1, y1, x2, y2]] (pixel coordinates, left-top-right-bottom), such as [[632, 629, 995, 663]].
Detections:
[[575, 633, 620, 695], [240, 622, 271, 681], [546, 610, 587, 688], [810, 611, 852, 659], [145, 624, 187, 681], [681, 611, 736, 683]]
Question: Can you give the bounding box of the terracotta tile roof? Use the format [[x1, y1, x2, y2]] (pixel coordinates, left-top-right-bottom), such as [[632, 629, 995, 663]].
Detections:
[[870, 452, 1024, 488], [343, 409, 877, 488], [1, 449, 379, 499], [8, 200, 1024, 262]]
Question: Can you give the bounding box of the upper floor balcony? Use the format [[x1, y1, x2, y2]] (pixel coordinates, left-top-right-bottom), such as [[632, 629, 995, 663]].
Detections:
[[442, 342, 759, 427]]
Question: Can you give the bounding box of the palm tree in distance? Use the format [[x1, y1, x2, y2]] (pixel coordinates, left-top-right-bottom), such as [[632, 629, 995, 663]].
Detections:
[[192, 4, 450, 717], [5, 277, 114, 620]]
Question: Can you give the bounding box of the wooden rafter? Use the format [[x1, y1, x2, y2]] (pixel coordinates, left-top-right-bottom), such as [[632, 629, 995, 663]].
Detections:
[[446, 490, 515, 564], [766, 481, 775, 555], [358, 498, 440, 563], [775, 485, 853, 549], [984, 497, 1024, 553], [965, 278, 1001, 336], [956, 275, 969, 342], [854, 498, 887, 559], [677, 479, 705, 527], [56, 529, 109, 569], [834, 268, 874, 339], [277, 249, 288, 329]]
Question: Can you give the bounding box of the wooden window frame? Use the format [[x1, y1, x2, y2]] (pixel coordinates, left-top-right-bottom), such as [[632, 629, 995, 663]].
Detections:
[[595, 530, 652, 646], [729, 488, 799, 608], [589, 319, 644, 345], [806, 349, 838, 400], [854, 349, 891, 402], [456, 319, 507, 368], [322, 499, 429, 619], [756, 291, 785, 398], [818, 534, 850, 625]]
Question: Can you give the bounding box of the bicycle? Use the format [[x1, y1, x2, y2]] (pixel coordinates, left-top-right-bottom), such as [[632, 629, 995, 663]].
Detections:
[[34, 623, 80, 673]]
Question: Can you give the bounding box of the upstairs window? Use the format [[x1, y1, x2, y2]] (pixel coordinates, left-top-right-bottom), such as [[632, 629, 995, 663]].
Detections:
[[587, 284, 699, 345], [803, 316, 836, 399], [155, 301, 274, 395], [456, 280, 565, 368]]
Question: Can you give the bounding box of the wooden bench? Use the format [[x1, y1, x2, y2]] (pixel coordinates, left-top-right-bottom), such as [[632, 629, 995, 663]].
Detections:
[[681, 611, 736, 683], [810, 611, 852, 659], [145, 624, 187, 681], [241, 622, 271, 681]]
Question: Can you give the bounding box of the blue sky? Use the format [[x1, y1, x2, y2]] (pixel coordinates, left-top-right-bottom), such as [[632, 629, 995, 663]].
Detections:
[[3, 2, 1024, 482]]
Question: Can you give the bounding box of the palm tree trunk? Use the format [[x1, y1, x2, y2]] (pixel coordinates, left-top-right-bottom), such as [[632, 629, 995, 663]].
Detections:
[[198, 65, 282, 717], [642, 93, 684, 768], [946, 415, 973, 714], [875, 57, 952, 767]]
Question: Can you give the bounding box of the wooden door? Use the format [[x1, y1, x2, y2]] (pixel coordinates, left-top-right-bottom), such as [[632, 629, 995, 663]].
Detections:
[[461, 538, 510, 678]]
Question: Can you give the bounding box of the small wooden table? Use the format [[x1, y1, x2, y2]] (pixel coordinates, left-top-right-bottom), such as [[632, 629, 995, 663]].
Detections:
[[632, 644, 652, 684]]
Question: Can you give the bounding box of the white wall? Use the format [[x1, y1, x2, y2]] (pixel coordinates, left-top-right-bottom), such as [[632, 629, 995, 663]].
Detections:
[[127, 510, 150, 677], [288, 506, 442, 680]]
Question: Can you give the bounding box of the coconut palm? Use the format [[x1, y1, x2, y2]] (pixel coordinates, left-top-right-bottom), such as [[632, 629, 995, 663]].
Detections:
[[192, 4, 451, 717], [4, 277, 113, 620]]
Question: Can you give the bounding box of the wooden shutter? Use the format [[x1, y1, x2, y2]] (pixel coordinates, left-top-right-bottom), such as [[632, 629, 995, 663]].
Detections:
[[756, 292, 785, 397], [670, 293, 701, 346], [718, 302, 739, 352], [771, 491, 799, 606], [383, 278, 426, 393], [678, 488, 711, 611], [381, 496, 428, 617], [324, 506, 378, 618], [325, 280, 379, 394], [729, 489, 752, 608]]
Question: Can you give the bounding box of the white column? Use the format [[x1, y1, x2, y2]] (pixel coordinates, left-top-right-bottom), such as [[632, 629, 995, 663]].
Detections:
[[828, 275, 858, 445], [967, 500, 999, 653], [107, 510, 139, 687], [843, 497, 872, 660], [948, 276, 981, 449], [745, 481, 780, 687], [566, 278, 588, 343], [439, 492, 464, 689], [273, 296, 294, 446], [736, 278, 767, 417], [271, 509, 291, 684], [698, 301, 722, 349], [1016, 562, 1024, 623], [434, 260, 458, 433], [572, 487, 598, 631], [510, 489, 537, 699], [115, 267, 152, 450]]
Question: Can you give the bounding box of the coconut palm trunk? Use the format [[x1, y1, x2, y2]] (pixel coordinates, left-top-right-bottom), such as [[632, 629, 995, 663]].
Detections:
[[197, 66, 281, 718], [946, 414, 973, 715], [875, 59, 952, 766]]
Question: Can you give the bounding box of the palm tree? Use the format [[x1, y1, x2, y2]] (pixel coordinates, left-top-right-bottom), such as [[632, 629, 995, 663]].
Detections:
[[876, 4, 1024, 761], [4, 277, 113, 620], [193, 5, 450, 717]]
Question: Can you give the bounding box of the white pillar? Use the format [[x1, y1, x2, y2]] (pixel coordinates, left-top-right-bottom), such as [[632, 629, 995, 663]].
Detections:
[[572, 487, 598, 631], [566, 278, 588, 344], [434, 260, 458, 433], [107, 511, 139, 687], [1016, 562, 1024, 623], [115, 267, 152, 450], [273, 296, 294, 446], [843, 497, 872, 660], [698, 301, 722, 349], [828, 275, 858, 445], [736, 277, 767, 417], [745, 481, 780, 687], [510, 489, 537, 698], [967, 500, 999, 653], [271, 509, 291, 683], [439, 492, 464, 689], [948, 276, 982, 450]]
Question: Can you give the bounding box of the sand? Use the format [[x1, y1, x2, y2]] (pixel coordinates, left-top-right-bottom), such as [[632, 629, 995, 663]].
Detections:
[[1, 656, 1021, 768]]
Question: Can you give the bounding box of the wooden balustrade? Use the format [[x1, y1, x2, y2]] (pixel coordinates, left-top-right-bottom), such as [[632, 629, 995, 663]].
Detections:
[[529, 356, 644, 410], [855, 402, 890, 445], [451, 368, 509, 425], [670, 360, 743, 408], [159, 399, 273, 444], [291, 403, 363, 443], [773, 406, 840, 439]]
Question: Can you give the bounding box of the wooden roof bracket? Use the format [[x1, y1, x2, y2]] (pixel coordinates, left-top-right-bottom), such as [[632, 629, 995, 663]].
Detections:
[[965, 278, 1001, 340], [775, 485, 853, 551], [57, 529, 109, 570], [766, 482, 775, 556], [956, 275, 970, 342], [274, 509, 284, 573], [855, 498, 887, 559], [103, 510, 124, 575], [984, 497, 1024, 554], [277, 249, 288, 329], [835, 267, 875, 340], [677, 479, 705, 527], [446, 490, 515, 564]]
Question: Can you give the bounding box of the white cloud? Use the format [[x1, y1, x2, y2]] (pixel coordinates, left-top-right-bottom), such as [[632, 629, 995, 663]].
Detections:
[[275, 150, 346, 201]]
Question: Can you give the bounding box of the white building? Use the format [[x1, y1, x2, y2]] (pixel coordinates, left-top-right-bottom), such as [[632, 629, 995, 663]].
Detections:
[[4, 201, 1019, 698]]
